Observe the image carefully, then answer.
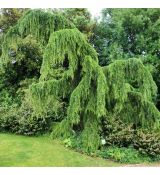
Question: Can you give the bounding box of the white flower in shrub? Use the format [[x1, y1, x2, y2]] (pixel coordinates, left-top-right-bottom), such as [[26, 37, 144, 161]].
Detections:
[[101, 139, 106, 145]]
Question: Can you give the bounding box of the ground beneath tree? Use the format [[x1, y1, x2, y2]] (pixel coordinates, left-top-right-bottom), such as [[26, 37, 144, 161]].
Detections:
[[0, 133, 159, 167]]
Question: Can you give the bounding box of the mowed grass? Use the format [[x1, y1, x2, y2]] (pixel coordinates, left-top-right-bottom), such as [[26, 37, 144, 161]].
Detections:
[[0, 133, 120, 167]]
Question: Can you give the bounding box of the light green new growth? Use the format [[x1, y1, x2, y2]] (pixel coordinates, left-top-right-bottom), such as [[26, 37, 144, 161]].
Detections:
[[1, 10, 160, 152], [103, 58, 160, 130]]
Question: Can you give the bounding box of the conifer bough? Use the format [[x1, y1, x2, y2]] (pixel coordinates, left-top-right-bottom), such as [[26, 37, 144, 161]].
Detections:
[[1, 10, 160, 152]]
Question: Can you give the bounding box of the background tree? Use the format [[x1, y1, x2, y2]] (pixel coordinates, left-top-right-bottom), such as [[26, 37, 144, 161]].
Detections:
[[0, 8, 28, 33], [92, 8, 160, 110], [63, 8, 95, 39], [0, 9, 28, 57]]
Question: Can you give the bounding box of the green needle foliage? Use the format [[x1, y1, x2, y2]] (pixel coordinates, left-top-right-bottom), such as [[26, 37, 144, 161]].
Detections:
[[103, 59, 159, 130], [29, 28, 106, 152], [1, 9, 160, 153], [1, 9, 75, 66]]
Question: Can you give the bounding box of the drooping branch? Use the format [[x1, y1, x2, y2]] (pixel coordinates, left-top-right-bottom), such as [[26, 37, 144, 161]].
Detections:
[[1, 9, 75, 66], [103, 58, 159, 130]]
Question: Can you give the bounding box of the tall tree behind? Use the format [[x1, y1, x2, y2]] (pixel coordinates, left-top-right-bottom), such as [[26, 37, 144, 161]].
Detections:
[[63, 8, 95, 39], [92, 9, 160, 65], [0, 8, 28, 33], [92, 9, 160, 110], [0, 8, 28, 56]]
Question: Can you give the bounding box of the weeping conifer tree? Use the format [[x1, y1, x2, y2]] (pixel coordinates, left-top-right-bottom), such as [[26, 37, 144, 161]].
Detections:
[[1, 10, 160, 152], [29, 29, 160, 152]]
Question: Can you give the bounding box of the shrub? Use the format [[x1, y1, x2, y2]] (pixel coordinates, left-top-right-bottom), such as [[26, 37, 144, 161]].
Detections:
[[61, 133, 88, 154], [17, 116, 51, 136], [0, 106, 19, 132], [63, 138, 72, 148], [133, 130, 160, 158], [0, 96, 65, 136], [0, 89, 15, 107], [0, 105, 51, 135], [101, 117, 134, 147], [101, 117, 160, 159], [98, 146, 150, 163]]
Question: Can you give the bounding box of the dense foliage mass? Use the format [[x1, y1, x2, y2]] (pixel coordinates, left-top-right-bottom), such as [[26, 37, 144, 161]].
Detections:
[[92, 9, 160, 110], [62, 8, 95, 39], [0, 9, 160, 162]]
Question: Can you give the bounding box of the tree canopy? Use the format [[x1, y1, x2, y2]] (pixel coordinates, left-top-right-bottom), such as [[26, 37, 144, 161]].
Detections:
[[92, 8, 160, 110], [63, 8, 95, 39]]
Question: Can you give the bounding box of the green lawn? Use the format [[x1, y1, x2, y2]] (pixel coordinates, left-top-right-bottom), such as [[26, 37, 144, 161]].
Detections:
[[0, 133, 120, 167]]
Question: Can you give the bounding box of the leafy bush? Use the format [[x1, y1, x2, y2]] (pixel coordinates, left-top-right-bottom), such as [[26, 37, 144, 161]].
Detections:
[[17, 116, 51, 136], [63, 138, 72, 148], [101, 117, 160, 159], [61, 134, 88, 154], [0, 105, 52, 135], [101, 117, 134, 147], [98, 146, 150, 163], [0, 89, 15, 107], [0, 94, 65, 136], [0, 106, 19, 132], [133, 130, 160, 158]]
